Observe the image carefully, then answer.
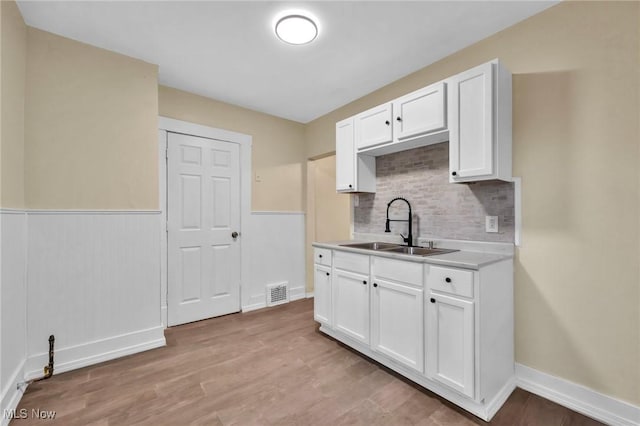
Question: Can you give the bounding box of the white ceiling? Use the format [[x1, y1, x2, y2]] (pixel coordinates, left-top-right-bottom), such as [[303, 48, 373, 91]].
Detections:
[[17, 1, 557, 123]]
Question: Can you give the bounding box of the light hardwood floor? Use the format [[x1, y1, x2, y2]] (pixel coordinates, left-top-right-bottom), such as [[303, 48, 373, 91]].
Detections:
[[14, 299, 603, 425]]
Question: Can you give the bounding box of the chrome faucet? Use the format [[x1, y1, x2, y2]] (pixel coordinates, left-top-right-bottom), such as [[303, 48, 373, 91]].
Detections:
[[385, 197, 413, 247]]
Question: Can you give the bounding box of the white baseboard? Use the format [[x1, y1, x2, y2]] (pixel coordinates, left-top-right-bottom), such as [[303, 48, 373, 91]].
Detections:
[[24, 326, 165, 380], [306, 292, 314, 298], [161, 305, 168, 328], [1, 359, 26, 426], [289, 286, 306, 301], [242, 302, 266, 313], [516, 363, 640, 426]]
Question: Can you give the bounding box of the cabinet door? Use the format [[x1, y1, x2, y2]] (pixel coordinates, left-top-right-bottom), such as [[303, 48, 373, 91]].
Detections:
[[426, 292, 475, 399], [314, 264, 332, 325], [355, 103, 393, 150], [336, 118, 356, 191], [332, 269, 370, 344], [448, 62, 494, 181], [371, 278, 423, 372], [393, 82, 446, 142]]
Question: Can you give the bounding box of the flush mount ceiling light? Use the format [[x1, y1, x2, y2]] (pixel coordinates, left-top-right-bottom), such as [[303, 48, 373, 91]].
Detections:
[[274, 12, 318, 45]]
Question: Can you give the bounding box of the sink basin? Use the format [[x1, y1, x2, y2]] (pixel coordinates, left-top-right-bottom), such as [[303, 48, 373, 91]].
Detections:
[[381, 246, 459, 256], [339, 242, 402, 251]]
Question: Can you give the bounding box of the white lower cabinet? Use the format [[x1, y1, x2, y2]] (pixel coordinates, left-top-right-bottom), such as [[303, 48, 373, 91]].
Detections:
[[426, 292, 475, 398], [371, 278, 423, 372], [313, 264, 332, 325], [332, 268, 370, 344], [313, 246, 514, 422]]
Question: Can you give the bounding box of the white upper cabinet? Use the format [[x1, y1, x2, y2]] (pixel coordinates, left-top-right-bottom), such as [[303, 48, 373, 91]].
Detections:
[[355, 103, 393, 150], [335, 59, 512, 193], [336, 117, 376, 193], [354, 82, 448, 156], [335, 118, 356, 191], [448, 60, 512, 182], [393, 82, 447, 143]]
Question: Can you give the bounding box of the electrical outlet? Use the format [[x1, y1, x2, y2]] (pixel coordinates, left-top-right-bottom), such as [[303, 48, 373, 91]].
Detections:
[[255, 173, 262, 182], [485, 216, 499, 233]]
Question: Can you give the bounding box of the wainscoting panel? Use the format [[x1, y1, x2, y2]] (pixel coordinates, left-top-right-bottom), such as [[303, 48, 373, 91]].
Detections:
[[244, 212, 305, 311], [25, 211, 165, 378], [0, 210, 28, 421]]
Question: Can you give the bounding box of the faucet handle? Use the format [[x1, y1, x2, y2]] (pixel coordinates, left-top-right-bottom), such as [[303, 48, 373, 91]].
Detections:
[[400, 233, 410, 244]]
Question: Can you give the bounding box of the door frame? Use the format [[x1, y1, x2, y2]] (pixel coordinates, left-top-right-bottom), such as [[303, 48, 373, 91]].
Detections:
[[158, 116, 252, 327]]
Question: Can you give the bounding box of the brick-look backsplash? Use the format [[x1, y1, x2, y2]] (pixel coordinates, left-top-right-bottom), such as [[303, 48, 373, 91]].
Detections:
[[354, 142, 515, 243]]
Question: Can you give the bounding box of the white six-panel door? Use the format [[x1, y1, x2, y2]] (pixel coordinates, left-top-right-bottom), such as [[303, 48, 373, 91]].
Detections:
[[167, 132, 241, 326]]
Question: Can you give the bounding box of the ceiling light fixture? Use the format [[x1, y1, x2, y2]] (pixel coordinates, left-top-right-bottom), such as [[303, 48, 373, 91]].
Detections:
[[274, 12, 318, 45]]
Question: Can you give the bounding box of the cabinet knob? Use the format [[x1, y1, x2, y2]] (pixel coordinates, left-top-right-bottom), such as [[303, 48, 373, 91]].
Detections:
[[385, 120, 390, 125], [396, 116, 402, 122], [326, 272, 330, 276], [362, 280, 367, 285], [373, 283, 378, 287], [445, 277, 451, 283], [348, 184, 353, 188], [451, 171, 457, 176], [318, 254, 323, 258], [430, 298, 436, 303]]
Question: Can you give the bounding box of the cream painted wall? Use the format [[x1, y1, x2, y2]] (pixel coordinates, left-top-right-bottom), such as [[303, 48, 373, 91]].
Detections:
[[305, 1, 639, 406], [305, 155, 351, 291], [25, 28, 159, 210], [0, 0, 26, 208], [158, 86, 306, 212]]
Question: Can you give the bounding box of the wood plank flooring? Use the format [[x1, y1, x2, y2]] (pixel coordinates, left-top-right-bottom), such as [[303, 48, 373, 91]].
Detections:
[[14, 299, 603, 425]]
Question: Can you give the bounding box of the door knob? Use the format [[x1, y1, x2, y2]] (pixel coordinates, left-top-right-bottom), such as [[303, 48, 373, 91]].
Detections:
[[231, 231, 239, 239]]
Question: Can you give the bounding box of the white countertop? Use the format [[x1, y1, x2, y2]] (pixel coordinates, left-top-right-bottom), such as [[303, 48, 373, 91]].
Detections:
[[312, 240, 513, 270]]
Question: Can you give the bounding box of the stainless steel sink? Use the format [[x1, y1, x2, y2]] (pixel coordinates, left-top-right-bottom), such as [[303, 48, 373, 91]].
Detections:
[[339, 242, 402, 251], [381, 246, 459, 256]]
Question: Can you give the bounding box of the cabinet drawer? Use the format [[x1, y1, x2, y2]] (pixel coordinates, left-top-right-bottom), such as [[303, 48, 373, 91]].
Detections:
[[372, 256, 423, 287], [314, 248, 332, 266], [428, 266, 473, 298], [334, 251, 369, 274]]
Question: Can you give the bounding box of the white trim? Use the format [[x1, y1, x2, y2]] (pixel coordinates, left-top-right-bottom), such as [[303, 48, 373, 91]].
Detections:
[[288, 286, 306, 301], [0, 208, 26, 214], [158, 129, 168, 328], [24, 326, 165, 380], [241, 302, 266, 313], [158, 116, 252, 320], [251, 211, 305, 216], [1, 359, 26, 426], [509, 176, 522, 247], [306, 292, 314, 299], [26, 210, 160, 215], [159, 117, 251, 146], [516, 363, 640, 426]]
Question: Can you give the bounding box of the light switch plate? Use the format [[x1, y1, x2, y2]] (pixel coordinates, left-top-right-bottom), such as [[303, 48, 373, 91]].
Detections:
[[486, 216, 499, 233], [353, 194, 359, 207]]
